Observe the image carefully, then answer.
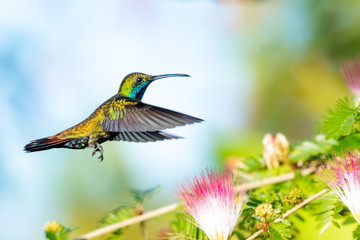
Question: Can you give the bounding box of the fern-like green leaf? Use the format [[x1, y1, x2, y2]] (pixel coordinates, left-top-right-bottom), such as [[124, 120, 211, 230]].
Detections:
[[311, 195, 343, 236], [98, 206, 134, 240], [97, 186, 161, 240], [99, 206, 135, 226], [269, 222, 291, 240], [289, 134, 337, 162], [320, 97, 358, 140], [168, 215, 209, 240]]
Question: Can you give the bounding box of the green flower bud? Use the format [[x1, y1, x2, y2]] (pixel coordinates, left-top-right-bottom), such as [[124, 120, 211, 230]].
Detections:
[[289, 188, 302, 200]]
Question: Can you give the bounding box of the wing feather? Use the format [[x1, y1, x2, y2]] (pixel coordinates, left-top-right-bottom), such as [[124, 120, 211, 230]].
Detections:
[[102, 98, 203, 133], [111, 131, 182, 143]]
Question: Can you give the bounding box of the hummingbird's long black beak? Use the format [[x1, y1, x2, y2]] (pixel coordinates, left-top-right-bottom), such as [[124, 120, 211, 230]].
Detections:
[[151, 73, 190, 81]]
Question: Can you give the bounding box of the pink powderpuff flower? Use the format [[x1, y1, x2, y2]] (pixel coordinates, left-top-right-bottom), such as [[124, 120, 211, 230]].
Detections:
[[316, 151, 360, 223], [340, 58, 360, 105], [176, 168, 249, 240]]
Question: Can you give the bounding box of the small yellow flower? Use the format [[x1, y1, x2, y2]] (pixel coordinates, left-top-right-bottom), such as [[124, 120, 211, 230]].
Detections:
[[44, 221, 63, 233], [255, 203, 273, 218]]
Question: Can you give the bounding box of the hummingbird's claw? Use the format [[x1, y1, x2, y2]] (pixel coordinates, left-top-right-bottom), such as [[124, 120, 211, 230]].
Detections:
[[92, 143, 104, 162]]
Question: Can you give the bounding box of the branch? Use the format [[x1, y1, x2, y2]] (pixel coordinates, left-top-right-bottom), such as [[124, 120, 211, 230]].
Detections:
[[246, 189, 328, 240], [74, 203, 178, 240], [73, 167, 315, 240], [236, 167, 314, 191]]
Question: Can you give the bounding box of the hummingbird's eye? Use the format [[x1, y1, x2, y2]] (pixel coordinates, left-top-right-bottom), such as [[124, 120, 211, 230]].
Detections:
[[136, 77, 143, 83]]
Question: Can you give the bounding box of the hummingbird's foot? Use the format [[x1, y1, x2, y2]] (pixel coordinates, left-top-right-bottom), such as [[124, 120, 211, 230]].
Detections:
[[92, 143, 104, 161]]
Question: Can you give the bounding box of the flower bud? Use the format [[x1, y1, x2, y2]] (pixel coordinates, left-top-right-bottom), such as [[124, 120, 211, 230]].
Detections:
[[255, 203, 273, 218], [44, 221, 63, 234], [340, 58, 360, 106], [263, 133, 289, 169], [289, 188, 302, 201]]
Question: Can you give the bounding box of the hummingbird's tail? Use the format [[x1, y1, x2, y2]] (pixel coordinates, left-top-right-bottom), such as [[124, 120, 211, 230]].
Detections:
[[24, 137, 73, 152]]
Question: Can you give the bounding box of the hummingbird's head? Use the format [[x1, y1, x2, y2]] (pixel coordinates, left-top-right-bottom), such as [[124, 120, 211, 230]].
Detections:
[[117, 72, 190, 100]]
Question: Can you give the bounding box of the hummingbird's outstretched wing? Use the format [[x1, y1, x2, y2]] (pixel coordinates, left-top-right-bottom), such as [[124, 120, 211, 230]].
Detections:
[[111, 131, 182, 143], [102, 97, 203, 133]]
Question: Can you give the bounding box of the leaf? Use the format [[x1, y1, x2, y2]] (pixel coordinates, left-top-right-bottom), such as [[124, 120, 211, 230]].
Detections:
[[99, 206, 134, 226], [332, 220, 341, 229], [319, 97, 358, 140], [243, 157, 262, 171], [315, 210, 333, 222], [98, 206, 133, 239], [289, 134, 337, 161], [336, 133, 360, 153], [313, 202, 335, 215], [106, 236, 124, 240], [96, 185, 162, 240], [231, 230, 246, 240], [293, 213, 305, 222], [45, 232, 57, 240], [333, 214, 342, 220], [311, 198, 343, 235], [353, 225, 360, 240], [247, 198, 263, 208], [333, 206, 344, 214], [128, 185, 161, 205], [168, 215, 209, 240], [269, 222, 291, 240], [319, 221, 332, 236], [316, 216, 333, 229], [343, 217, 357, 225]]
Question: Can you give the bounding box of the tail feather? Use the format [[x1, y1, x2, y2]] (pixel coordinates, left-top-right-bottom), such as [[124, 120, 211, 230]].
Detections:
[[24, 137, 72, 152]]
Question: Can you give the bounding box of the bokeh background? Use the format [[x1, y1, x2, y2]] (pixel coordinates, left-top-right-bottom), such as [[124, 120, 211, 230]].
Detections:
[[1, 0, 360, 239]]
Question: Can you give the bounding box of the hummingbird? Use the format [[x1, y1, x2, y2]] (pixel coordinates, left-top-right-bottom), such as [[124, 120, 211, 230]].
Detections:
[[24, 73, 203, 161]]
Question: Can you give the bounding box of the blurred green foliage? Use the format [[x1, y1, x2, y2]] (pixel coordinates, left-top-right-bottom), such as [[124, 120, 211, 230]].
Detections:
[[218, 0, 360, 156], [98, 186, 160, 240]]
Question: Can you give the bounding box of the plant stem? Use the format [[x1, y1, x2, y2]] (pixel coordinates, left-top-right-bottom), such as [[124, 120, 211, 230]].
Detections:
[[246, 189, 328, 240], [140, 221, 149, 240], [236, 167, 314, 191]]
